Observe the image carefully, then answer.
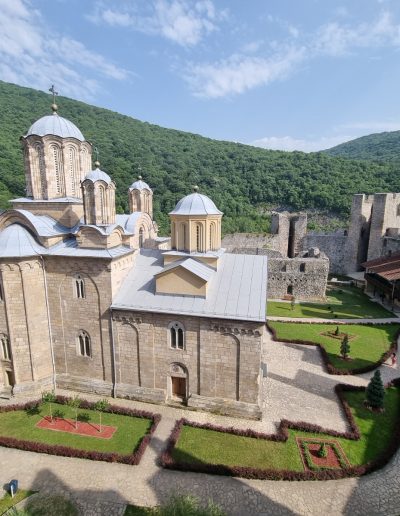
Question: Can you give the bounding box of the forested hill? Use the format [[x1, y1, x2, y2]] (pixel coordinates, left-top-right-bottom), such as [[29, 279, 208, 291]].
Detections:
[[0, 81, 399, 234], [323, 131, 400, 163]]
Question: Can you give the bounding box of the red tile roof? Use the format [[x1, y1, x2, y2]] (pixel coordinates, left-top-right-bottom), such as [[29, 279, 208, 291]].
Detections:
[[362, 253, 400, 281]]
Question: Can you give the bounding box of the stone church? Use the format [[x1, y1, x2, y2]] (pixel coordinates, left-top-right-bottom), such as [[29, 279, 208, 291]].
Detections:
[[0, 100, 267, 419]]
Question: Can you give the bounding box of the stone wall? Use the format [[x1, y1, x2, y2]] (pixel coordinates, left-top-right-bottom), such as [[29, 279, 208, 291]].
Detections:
[[112, 311, 264, 419], [305, 232, 347, 274], [267, 256, 329, 300]]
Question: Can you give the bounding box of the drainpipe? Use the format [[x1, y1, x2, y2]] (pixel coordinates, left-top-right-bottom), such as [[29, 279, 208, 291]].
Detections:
[[40, 256, 56, 392], [110, 308, 117, 398]]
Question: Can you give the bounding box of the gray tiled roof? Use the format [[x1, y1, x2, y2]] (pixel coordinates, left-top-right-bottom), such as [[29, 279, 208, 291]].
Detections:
[[112, 249, 267, 322], [169, 192, 223, 216], [83, 168, 112, 184]]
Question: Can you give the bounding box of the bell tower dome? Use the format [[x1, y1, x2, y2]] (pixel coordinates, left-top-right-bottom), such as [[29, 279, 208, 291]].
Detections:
[[128, 175, 153, 218], [20, 88, 92, 200], [81, 162, 116, 226]]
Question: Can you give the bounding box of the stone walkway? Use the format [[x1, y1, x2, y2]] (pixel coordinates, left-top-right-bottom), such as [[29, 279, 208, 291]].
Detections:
[[1, 329, 399, 515]]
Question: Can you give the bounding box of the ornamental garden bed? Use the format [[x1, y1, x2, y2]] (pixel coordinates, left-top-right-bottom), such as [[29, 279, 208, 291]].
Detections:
[[0, 395, 160, 464], [267, 286, 394, 319], [36, 415, 117, 439], [160, 381, 400, 480], [296, 437, 351, 471], [267, 322, 399, 374]]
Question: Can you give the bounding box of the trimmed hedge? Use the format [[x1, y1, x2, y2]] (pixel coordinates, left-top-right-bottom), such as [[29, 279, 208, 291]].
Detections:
[[0, 397, 161, 465], [160, 380, 400, 481], [267, 322, 399, 375]]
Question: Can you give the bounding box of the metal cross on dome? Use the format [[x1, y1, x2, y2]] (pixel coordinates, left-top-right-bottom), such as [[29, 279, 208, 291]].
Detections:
[[49, 84, 58, 103]]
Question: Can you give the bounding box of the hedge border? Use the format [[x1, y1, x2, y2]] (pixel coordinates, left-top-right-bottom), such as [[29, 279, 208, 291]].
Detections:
[[160, 379, 400, 481], [0, 395, 161, 465], [299, 439, 348, 471], [267, 321, 400, 375]]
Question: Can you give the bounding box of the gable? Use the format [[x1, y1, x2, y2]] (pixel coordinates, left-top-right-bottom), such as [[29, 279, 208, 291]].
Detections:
[[156, 267, 208, 297]]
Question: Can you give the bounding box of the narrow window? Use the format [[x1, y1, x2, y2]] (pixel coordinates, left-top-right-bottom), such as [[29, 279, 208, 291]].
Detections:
[[300, 263, 306, 272], [139, 227, 144, 248], [0, 280, 4, 302], [1, 335, 10, 360], [196, 225, 201, 252], [78, 331, 91, 357], [287, 285, 293, 295], [75, 275, 85, 299], [169, 322, 185, 350]]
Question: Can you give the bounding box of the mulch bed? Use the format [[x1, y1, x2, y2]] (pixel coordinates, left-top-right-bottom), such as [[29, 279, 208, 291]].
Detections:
[[320, 331, 356, 341], [296, 436, 350, 471], [36, 416, 117, 439]]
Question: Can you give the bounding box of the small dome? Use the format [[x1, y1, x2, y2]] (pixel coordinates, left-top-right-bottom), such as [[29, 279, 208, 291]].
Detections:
[[129, 177, 152, 192], [170, 192, 222, 216], [26, 113, 85, 141], [83, 168, 112, 184], [0, 224, 44, 257]]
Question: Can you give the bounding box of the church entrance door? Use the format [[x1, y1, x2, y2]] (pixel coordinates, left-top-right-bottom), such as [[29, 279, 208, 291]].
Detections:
[[171, 376, 186, 399]]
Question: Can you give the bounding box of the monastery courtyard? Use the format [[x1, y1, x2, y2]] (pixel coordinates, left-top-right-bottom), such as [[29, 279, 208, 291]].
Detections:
[[1, 324, 399, 516]]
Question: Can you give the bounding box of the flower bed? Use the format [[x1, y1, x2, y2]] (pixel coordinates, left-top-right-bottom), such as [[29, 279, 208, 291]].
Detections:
[[0, 396, 161, 465], [267, 321, 400, 375], [297, 437, 350, 471], [160, 380, 400, 480]]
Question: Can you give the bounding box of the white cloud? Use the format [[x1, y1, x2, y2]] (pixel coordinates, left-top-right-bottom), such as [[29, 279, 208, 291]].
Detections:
[[89, 0, 223, 47], [185, 10, 400, 98], [250, 135, 353, 153], [0, 0, 129, 101], [186, 46, 306, 98]]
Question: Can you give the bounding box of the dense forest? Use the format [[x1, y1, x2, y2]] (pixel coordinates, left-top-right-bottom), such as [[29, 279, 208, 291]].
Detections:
[[0, 81, 399, 234], [323, 131, 400, 163]]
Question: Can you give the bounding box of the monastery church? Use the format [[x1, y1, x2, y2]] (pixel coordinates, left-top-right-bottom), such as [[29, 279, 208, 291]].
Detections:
[[0, 100, 267, 419]]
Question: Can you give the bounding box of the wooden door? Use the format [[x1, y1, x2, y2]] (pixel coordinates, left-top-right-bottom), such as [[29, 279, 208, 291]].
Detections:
[[171, 376, 186, 398]]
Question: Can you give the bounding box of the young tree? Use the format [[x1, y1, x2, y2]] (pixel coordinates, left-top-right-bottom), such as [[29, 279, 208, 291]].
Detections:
[[340, 334, 350, 359], [42, 391, 56, 423], [365, 370, 385, 410], [317, 443, 327, 458], [67, 396, 81, 429], [290, 297, 296, 311], [94, 399, 110, 433]]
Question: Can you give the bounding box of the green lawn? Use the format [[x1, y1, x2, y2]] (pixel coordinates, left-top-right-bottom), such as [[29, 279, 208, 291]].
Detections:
[[268, 322, 399, 371], [172, 388, 400, 471], [0, 489, 35, 515], [0, 402, 152, 455], [267, 286, 394, 319]]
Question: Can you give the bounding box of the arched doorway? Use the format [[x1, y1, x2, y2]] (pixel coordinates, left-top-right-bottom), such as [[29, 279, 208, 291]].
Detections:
[[169, 363, 188, 402]]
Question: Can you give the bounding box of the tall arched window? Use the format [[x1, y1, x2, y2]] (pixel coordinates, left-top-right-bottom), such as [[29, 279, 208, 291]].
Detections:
[[78, 330, 91, 357], [139, 227, 144, 248], [196, 224, 202, 252], [68, 146, 77, 196], [98, 185, 106, 223], [168, 322, 185, 350], [74, 275, 85, 299], [1, 334, 11, 360], [50, 144, 62, 195], [209, 222, 216, 250]]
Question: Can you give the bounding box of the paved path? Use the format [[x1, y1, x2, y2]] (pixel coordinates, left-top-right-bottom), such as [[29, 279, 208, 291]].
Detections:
[[1, 329, 399, 515]]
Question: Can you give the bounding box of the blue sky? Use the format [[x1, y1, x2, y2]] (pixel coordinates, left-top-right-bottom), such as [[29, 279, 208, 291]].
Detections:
[[1, 0, 400, 151]]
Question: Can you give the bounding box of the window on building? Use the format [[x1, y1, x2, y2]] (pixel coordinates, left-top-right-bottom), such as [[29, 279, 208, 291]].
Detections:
[[300, 263, 306, 272], [75, 275, 85, 299], [1, 335, 11, 360], [287, 285, 293, 295], [168, 322, 185, 350], [78, 331, 91, 357], [0, 280, 4, 302], [139, 227, 144, 248], [397, 204, 400, 216], [281, 264, 287, 272]]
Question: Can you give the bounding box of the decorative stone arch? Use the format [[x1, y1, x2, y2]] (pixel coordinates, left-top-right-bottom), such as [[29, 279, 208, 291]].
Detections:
[[168, 362, 188, 401], [117, 321, 141, 386]]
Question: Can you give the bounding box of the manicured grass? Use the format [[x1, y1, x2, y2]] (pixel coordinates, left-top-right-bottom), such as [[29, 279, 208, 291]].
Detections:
[[172, 388, 400, 471], [0, 402, 151, 455], [267, 286, 394, 319], [268, 322, 399, 371], [0, 489, 35, 515]]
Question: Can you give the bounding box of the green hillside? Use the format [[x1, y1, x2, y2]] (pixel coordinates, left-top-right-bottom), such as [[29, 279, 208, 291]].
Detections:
[[323, 131, 400, 163], [0, 81, 399, 234]]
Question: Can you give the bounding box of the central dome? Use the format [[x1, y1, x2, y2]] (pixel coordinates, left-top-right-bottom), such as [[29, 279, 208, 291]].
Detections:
[[26, 113, 85, 141], [170, 192, 222, 216]]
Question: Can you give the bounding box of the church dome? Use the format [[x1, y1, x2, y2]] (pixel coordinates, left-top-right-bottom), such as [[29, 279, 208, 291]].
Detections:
[[26, 113, 85, 141], [129, 176, 152, 192], [83, 166, 112, 184], [170, 191, 222, 216]]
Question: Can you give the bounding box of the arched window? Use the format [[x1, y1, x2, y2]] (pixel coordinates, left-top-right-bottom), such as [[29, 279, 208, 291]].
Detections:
[[168, 322, 185, 350], [397, 204, 400, 216], [1, 335, 11, 360], [196, 224, 202, 252], [78, 331, 91, 357], [179, 223, 186, 250], [287, 285, 293, 295], [209, 222, 216, 250], [139, 227, 144, 248], [0, 280, 4, 302], [99, 185, 106, 223], [50, 144, 62, 195], [74, 275, 85, 299], [68, 146, 77, 196]]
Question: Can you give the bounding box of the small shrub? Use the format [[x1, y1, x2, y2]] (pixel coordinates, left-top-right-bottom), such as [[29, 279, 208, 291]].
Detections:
[[317, 443, 327, 458], [365, 370, 385, 410]]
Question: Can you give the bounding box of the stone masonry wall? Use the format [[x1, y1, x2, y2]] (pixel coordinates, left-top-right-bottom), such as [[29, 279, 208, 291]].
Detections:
[[305, 232, 347, 274]]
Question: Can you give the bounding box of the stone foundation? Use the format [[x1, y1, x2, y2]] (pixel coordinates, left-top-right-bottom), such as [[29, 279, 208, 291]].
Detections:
[[115, 383, 166, 404], [55, 374, 113, 396], [187, 393, 262, 420]]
